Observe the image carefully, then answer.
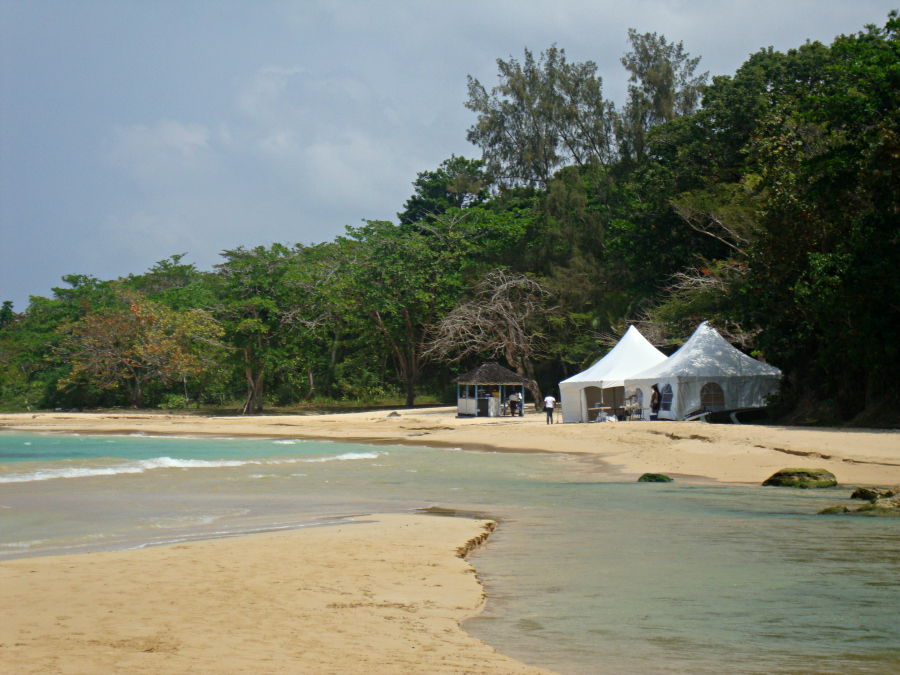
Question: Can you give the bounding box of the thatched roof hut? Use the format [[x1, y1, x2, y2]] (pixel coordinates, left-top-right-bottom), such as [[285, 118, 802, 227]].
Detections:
[[453, 362, 531, 385], [453, 363, 531, 418]]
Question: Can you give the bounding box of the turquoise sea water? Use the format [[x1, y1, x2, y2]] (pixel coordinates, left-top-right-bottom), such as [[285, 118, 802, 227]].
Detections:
[[0, 431, 897, 674]]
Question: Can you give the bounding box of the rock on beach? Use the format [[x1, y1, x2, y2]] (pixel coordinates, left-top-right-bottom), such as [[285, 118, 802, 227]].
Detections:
[[819, 485, 900, 516], [850, 487, 896, 500], [638, 473, 674, 483], [820, 494, 900, 517], [762, 468, 837, 489]]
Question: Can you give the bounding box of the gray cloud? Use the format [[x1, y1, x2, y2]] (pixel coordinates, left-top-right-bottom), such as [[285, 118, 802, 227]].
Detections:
[[2, 0, 896, 308]]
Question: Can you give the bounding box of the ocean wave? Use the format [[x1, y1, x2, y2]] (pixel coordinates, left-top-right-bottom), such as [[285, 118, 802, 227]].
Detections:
[[0, 457, 258, 483], [0, 451, 383, 483], [300, 452, 381, 463]]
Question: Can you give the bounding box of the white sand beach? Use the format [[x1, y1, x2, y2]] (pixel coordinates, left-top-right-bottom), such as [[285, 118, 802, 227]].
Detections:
[[2, 408, 898, 485], [1, 410, 898, 674], [0, 513, 552, 675]]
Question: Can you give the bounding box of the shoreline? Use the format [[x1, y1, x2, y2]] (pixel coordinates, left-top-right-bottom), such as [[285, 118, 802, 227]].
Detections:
[[0, 513, 555, 674], [3, 411, 899, 673], [3, 408, 899, 485]]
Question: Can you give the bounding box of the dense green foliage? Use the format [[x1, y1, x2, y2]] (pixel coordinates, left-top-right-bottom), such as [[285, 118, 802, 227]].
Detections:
[[2, 16, 897, 423]]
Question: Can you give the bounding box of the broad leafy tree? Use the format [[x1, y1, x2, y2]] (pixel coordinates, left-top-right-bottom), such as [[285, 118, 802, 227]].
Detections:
[[398, 155, 492, 225], [337, 208, 529, 407], [58, 293, 223, 407], [212, 244, 312, 414]]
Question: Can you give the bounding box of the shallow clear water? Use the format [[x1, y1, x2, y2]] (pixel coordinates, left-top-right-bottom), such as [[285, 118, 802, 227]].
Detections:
[[464, 484, 900, 675], [0, 431, 897, 674]]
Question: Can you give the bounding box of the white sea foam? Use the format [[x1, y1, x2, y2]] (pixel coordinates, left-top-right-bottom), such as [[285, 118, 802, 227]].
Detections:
[[0, 457, 258, 483], [0, 539, 46, 549], [301, 452, 380, 463], [149, 513, 222, 529], [0, 450, 383, 483]]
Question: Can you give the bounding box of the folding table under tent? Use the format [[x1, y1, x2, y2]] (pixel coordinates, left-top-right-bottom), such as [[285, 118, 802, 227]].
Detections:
[[625, 321, 782, 421], [559, 325, 668, 423]]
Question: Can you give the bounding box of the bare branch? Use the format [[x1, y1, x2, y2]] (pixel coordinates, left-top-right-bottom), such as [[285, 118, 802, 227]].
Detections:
[[424, 269, 557, 368]]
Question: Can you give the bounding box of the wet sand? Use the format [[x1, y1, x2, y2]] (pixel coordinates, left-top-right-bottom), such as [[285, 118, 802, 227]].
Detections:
[[2, 408, 899, 485]]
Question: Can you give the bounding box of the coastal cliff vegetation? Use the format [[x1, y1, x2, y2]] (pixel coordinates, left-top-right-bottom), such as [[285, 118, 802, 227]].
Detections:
[[1, 16, 898, 425]]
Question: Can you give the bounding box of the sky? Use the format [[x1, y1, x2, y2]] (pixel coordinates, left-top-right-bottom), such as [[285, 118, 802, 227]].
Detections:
[[1, 0, 897, 309]]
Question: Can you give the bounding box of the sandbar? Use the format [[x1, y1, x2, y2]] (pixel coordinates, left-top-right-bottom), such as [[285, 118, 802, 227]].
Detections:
[[0, 513, 553, 674]]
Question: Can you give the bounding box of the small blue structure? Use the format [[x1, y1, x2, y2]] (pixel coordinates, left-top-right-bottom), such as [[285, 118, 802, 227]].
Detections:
[[453, 362, 530, 417]]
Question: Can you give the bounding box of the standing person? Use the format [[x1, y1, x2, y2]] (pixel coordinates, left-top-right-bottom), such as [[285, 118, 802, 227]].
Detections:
[[650, 384, 661, 421], [543, 393, 556, 424], [508, 390, 522, 416]]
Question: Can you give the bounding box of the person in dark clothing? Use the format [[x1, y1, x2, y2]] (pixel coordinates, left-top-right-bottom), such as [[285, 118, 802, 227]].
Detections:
[[650, 384, 661, 421]]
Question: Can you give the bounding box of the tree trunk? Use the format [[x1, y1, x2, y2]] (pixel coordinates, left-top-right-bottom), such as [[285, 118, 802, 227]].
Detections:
[[405, 377, 416, 408], [303, 367, 316, 401], [254, 371, 264, 413], [133, 377, 143, 408], [238, 366, 265, 415], [238, 368, 253, 415], [326, 336, 339, 398], [403, 348, 420, 408], [522, 356, 543, 411]]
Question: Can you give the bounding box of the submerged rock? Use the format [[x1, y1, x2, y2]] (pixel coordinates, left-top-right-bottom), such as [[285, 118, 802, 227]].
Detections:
[[853, 496, 900, 517], [818, 494, 900, 517], [850, 487, 896, 501], [762, 468, 837, 489], [638, 473, 674, 483], [818, 505, 850, 515]]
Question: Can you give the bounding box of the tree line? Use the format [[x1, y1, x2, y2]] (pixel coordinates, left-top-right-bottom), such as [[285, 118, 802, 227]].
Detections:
[[2, 15, 898, 424]]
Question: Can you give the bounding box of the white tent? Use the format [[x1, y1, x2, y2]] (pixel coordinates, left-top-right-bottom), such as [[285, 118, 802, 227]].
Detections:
[[625, 321, 782, 421], [559, 326, 668, 423]]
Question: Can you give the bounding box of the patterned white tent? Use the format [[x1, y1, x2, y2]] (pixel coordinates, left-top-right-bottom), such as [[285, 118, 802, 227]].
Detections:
[[559, 326, 668, 423], [625, 322, 782, 421]]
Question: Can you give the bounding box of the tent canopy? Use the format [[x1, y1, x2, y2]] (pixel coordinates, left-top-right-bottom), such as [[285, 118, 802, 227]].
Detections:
[[559, 326, 668, 423], [626, 322, 782, 420], [560, 325, 668, 389]]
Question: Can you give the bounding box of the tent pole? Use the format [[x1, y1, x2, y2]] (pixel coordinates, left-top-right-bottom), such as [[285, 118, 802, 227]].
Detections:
[[580, 388, 588, 424]]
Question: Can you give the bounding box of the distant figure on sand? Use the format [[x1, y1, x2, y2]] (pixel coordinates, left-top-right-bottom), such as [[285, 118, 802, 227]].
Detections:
[[543, 394, 556, 424], [508, 391, 522, 416], [650, 384, 661, 421]]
